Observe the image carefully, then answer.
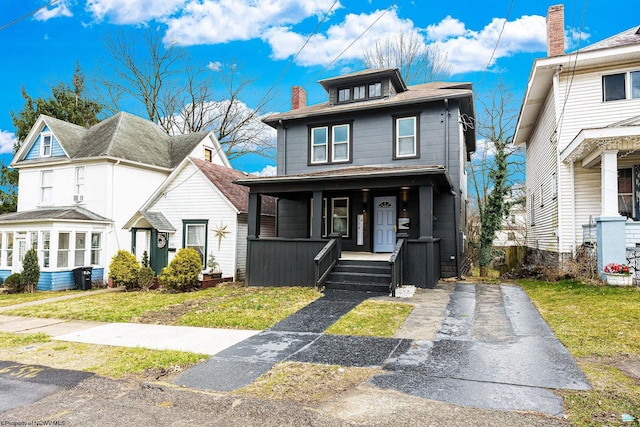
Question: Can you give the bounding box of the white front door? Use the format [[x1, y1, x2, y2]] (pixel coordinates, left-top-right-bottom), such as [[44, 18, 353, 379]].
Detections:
[[374, 196, 396, 252], [14, 238, 27, 273]]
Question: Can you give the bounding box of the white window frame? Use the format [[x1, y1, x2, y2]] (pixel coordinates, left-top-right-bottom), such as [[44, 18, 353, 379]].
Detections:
[[552, 173, 558, 199], [331, 124, 350, 163], [353, 85, 366, 100], [310, 126, 328, 164], [41, 133, 52, 157], [90, 232, 101, 265], [530, 194, 536, 226], [74, 232, 87, 267], [395, 116, 417, 158], [57, 232, 70, 269], [42, 231, 50, 268], [369, 82, 382, 97], [338, 88, 350, 102], [41, 170, 54, 205], [75, 166, 85, 197], [184, 221, 207, 265], [603, 70, 640, 101]]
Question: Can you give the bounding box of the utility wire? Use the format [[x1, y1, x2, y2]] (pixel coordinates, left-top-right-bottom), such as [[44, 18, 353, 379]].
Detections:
[[0, 0, 59, 32], [476, 0, 515, 91]]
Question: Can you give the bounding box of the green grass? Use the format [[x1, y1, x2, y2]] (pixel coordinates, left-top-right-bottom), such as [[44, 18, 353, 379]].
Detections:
[[0, 332, 51, 348], [518, 279, 640, 357], [325, 300, 413, 337], [3, 284, 322, 329], [519, 279, 640, 426], [178, 286, 321, 329], [0, 291, 81, 308]]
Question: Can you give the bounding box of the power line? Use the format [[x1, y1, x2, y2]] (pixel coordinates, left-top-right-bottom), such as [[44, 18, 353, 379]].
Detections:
[[0, 0, 59, 32], [476, 0, 515, 91]]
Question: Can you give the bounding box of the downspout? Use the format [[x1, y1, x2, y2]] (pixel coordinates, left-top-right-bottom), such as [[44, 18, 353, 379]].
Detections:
[[279, 119, 287, 175], [452, 189, 460, 278], [444, 98, 460, 277]]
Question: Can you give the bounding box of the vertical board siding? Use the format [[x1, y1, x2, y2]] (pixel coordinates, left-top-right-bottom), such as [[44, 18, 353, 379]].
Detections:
[[246, 239, 327, 287]]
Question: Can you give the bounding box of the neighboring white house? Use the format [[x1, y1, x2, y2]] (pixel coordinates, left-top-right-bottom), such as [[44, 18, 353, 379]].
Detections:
[[514, 5, 640, 273], [0, 112, 228, 290], [124, 157, 276, 281], [493, 185, 526, 247]]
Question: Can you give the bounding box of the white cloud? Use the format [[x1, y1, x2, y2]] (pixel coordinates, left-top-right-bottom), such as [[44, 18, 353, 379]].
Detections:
[[85, 0, 186, 24], [0, 131, 17, 155], [432, 15, 547, 74], [207, 61, 222, 71], [251, 165, 277, 176], [162, 0, 340, 46], [264, 8, 419, 67], [34, 0, 73, 21]]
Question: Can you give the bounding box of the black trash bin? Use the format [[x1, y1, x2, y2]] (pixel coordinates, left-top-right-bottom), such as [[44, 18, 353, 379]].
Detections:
[[73, 267, 92, 290]]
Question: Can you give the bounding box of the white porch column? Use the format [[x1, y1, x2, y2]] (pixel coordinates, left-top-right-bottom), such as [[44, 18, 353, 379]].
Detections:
[[601, 150, 619, 216]]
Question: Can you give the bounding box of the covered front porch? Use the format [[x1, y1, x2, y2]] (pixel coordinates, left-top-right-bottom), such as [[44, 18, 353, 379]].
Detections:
[[561, 116, 640, 276], [236, 166, 458, 291]]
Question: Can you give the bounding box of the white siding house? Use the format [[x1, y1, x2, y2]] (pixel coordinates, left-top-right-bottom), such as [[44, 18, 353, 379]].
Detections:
[[124, 158, 276, 281], [514, 5, 640, 273], [0, 112, 228, 290]]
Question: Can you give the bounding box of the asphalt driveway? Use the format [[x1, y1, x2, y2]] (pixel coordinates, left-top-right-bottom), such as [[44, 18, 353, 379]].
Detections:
[[175, 282, 590, 417]]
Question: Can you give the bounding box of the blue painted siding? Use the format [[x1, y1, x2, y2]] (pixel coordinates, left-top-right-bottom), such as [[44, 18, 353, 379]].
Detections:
[[0, 270, 11, 282], [25, 125, 67, 160], [34, 268, 104, 291]]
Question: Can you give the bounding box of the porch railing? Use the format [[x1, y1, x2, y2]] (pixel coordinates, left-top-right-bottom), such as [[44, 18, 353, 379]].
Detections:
[[389, 235, 407, 297], [313, 234, 342, 289]]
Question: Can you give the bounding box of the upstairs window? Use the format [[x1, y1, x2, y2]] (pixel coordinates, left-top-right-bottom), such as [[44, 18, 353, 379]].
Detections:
[[338, 88, 350, 102], [204, 147, 213, 162], [603, 71, 640, 101], [353, 85, 366, 100], [41, 133, 52, 157], [41, 170, 53, 205], [75, 166, 85, 197], [394, 115, 419, 158], [310, 124, 351, 165], [369, 82, 382, 97]]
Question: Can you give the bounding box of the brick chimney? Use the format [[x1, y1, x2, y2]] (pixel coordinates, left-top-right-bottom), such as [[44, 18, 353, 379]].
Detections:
[[291, 86, 306, 110], [546, 4, 565, 57]]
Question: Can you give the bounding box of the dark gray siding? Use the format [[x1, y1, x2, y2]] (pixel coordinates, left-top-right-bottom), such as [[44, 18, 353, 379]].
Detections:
[[276, 197, 308, 238]]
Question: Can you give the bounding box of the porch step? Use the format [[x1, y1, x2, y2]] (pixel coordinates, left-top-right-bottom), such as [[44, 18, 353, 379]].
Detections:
[[323, 259, 391, 293]]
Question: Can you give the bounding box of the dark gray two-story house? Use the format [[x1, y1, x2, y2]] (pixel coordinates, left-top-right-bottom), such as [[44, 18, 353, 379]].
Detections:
[[237, 68, 475, 293]]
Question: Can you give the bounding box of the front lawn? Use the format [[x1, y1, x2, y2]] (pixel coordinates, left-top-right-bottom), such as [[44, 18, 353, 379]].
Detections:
[[0, 291, 82, 308], [519, 279, 640, 426], [325, 300, 413, 337], [2, 284, 321, 330]]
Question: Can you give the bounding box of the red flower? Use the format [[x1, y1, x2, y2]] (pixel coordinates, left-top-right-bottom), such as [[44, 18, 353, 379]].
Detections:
[[604, 263, 631, 275]]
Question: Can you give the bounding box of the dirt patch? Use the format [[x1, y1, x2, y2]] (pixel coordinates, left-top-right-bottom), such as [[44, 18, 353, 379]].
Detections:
[[583, 354, 640, 383], [134, 299, 211, 325]]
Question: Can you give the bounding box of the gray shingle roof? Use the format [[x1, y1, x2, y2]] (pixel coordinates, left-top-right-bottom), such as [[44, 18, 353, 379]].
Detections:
[[138, 211, 176, 232], [580, 26, 640, 52], [0, 206, 111, 223], [20, 112, 208, 169], [263, 81, 473, 125]]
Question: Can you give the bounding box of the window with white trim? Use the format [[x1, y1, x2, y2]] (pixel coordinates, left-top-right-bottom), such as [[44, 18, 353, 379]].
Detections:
[[75, 232, 86, 267], [42, 232, 50, 268], [603, 71, 640, 101], [394, 116, 418, 158], [310, 124, 351, 164], [57, 232, 70, 268], [90, 233, 101, 265], [530, 194, 536, 226], [75, 166, 85, 197], [41, 170, 53, 204], [41, 133, 52, 157], [353, 85, 366, 100], [184, 221, 208, 265]]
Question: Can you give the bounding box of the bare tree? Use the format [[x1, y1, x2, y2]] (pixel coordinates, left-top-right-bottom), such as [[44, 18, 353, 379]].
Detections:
[[362, 32, 452, 84], [467, 79, 525, 276], [95, 29, 275, 159]]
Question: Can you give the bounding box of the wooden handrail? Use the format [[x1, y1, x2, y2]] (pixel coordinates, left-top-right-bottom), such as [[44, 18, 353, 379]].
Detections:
[[314, 235, 341, 289]]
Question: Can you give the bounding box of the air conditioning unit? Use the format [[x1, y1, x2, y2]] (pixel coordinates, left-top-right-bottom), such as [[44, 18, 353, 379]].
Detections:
[[73, 194, 84, 203]]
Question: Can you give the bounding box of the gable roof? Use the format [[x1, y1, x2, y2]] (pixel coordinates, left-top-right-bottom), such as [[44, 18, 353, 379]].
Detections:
[[318, 68, 407, 93], [580, 26, 640, 52], [190, 157, 275, 215], [13, 112, 217, 169]]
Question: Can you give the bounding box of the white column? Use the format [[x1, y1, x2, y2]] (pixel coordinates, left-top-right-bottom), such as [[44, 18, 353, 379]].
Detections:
[[601, 150, 619, 217]]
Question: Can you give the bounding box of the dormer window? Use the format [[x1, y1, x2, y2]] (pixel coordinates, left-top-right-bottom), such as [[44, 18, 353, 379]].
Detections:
[[353, 85, 366, 100], [41, 133, 52, 157], [338, 88, 350, 102], [369, 82, 382, 97]]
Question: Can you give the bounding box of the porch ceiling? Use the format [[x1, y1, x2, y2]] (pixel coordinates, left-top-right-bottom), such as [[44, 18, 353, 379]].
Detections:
[[235, 165, 453, 195], [560, 125, 640, 167]]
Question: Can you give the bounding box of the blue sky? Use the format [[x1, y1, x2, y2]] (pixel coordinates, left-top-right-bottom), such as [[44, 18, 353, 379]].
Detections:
[[0, 0, 637, 175]]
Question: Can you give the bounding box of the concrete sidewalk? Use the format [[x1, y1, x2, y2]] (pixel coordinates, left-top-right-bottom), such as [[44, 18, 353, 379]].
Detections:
[[0, 287, 261, 356]]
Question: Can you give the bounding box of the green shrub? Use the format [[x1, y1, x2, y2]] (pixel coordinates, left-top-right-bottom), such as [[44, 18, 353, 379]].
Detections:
[[109, 250, 140, 290], [137, 266, 155, 291], [158, 248, 202, 292], [5, 273, 24, 294], [22, 249, 40, 293]]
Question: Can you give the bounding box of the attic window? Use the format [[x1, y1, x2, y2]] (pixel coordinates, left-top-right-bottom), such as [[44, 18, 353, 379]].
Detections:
[[41, 133, 52, 157], [338, 88, 350, 102], [204, 148, 213, 162]]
